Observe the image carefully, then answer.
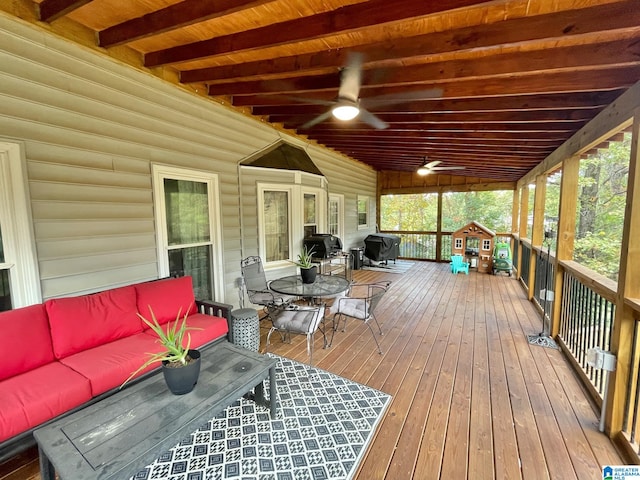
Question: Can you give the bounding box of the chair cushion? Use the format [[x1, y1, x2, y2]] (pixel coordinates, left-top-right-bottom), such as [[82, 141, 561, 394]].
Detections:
[[135, 277, 197, 327], [60, 333, 164, 396], [0, 362, 92, 442], [331, 298, 368, 320], [0, 303, 55, 381], [45, 285, 140, 359], [273, 308, 320, 333]]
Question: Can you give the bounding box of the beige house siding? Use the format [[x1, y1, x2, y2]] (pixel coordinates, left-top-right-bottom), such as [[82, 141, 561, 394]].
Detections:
[[0, 13, 377, 306]]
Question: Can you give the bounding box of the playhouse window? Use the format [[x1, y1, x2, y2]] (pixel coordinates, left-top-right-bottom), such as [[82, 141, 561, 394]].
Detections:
[[482, 239, 492, 251]]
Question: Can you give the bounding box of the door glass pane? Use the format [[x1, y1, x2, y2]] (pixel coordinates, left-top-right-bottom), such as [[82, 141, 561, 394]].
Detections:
[[164, 179, 210, 246], [169, 246, 212, 300], [329, 198, 339, 236], [264, 191, 289, 262], [0, 269, 11, 312], [0, 223, 4, 263]]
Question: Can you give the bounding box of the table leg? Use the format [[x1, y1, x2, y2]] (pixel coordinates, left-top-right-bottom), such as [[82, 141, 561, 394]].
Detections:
[[38, 446, 56, 480], [268, 365, 277, 417]]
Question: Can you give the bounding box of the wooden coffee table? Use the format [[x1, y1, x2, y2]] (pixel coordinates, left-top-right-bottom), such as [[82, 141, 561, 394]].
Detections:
[[34, 341, 278, 480]]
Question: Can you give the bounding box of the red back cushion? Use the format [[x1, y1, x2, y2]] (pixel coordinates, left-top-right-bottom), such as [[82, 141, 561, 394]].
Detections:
[[45, 285, 140, 359], [0, 303, 54, 381], [135, 276, 197, 327]]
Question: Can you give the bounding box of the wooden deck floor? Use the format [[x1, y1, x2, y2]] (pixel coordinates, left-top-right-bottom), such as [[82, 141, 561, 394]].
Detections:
[[264, 261, 624, 480], [0, 261, 624, 480]]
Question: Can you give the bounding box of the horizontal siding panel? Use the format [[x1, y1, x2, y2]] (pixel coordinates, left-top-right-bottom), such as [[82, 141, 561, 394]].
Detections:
[[41, 264, 159, 299], [34, 219, 155, 240], [39, 249, 157, 279], [31, 201, 153, 220], [26, 141, 150, 175], [37, 233, 156, 259], [29, 181, 151, 203]]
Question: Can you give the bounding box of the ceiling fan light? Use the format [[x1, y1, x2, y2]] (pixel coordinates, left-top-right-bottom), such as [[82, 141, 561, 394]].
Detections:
[[332, 104, 360, 121], [417, 166, 430, 176]]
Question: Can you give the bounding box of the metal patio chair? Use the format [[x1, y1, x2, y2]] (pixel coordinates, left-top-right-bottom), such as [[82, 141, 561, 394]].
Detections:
[[329, 281, 391, 354], [266, 303, 326, 365], [240, 256, 296, 319]]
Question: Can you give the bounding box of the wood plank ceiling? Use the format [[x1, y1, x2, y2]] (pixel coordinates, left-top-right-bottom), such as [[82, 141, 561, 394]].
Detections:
[[8, 0, 640, 181]]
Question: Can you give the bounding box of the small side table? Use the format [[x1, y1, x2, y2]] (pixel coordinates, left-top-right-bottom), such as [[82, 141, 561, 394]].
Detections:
[[230, 308, 260, 351]]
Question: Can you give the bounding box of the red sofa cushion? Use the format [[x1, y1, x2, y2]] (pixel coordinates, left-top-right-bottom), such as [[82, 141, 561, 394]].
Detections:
[[135, 277, 197, 327], [0, 362, 92, 442], [144, 312, 228, 350], [0, 303, 54, 382], [60, 333, 166, 397], [45, 285, 141, 359]]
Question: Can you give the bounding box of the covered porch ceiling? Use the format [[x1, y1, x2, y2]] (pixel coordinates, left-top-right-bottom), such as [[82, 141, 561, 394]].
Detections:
[[6, 0, 640, 182]]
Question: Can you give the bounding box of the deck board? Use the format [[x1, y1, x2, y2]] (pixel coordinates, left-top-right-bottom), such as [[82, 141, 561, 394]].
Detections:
[[268, 261, 623, 479], [0, 261, 625, 480]]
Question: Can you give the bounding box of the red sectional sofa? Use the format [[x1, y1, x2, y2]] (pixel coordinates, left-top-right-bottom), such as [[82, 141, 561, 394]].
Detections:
[[0, 276, 231, 461]]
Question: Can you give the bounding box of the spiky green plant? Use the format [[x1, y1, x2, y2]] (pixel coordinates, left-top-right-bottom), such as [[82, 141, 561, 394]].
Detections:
[[120, 306, 201, 388]]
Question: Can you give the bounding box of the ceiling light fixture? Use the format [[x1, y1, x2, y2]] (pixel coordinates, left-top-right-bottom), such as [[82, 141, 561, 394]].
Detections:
[[417, 164, 431, 176], [331, 102, 360, 121]]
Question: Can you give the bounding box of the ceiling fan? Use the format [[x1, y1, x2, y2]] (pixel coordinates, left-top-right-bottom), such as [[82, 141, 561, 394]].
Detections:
[[417, 159, 465, 176], [300, 53, 441, 130]]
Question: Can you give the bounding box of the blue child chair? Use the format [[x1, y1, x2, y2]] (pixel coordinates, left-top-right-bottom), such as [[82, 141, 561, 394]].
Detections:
[[450, 254, 470, 274]]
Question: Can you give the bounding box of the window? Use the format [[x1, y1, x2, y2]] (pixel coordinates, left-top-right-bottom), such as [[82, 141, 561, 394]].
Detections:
[[329, 194, 344, 241], [258, 183, 326, 266], [455, 238, 463, 250], [0, 141, 41, 309], [357, 195, 369, 229], [303, 192, 317, 238], [261, 188, 291, 262], [153, 165, 223, 301], [482, 239, 492, 251]]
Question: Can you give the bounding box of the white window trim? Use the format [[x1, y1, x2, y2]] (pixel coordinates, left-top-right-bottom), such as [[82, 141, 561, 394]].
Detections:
[[258, 184, 294, 268], [329, 193, 345, 241], [357, 195, 370, 230], [0, 141, 41, 307], [455, 238, 463, 250], [258, 183, 327, 268], [152, 164, 225, 301], [482, 239, 492, 251]]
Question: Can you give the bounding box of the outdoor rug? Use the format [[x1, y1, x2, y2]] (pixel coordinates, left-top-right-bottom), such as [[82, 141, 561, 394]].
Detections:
[[362, 259, 414, 274], [131, 355, 391, 480]]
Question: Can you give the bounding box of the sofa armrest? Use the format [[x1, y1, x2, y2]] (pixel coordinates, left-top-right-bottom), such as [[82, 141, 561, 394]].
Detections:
[[196, 299, 233, 323]]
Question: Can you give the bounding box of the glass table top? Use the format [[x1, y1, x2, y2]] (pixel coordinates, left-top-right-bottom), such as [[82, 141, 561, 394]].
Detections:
[[269, 274, 350, 298]]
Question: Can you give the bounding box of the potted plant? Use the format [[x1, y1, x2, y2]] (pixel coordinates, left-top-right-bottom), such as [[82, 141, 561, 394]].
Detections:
[[121, 307, 202, 395], [292, 245, 317, 284]]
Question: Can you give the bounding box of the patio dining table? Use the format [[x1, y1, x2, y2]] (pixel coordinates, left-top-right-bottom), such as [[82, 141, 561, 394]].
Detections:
[[269, 274, 350, 300]]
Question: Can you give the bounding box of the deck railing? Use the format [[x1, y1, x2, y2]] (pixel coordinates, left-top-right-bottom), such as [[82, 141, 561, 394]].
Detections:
[[533, 246, 556, 332], [379, 230, 510, 264], [520, 241, 531, 289], [557, 262, 616, 398]]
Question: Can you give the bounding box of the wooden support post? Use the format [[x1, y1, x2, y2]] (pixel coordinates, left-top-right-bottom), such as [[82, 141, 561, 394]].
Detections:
[[527, 176, 546, 300], [551, 155, 580, 337], [607, 109, 640, 438], [518, 185, 529, 284]]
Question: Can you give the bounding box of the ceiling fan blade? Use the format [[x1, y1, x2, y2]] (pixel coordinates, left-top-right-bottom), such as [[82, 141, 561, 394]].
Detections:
[[425, 160, 442, 168], [359, 109, 389, 130], [431, 166, 465, 170], [362, 87, 443, 107], [338, 52, 363, 103], [300, 110, 333, 129]]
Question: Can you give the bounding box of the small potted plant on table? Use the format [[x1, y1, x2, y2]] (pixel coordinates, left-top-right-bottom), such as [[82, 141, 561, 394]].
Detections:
[[292, 246, 317, 284], [121, 308, 201, 395]]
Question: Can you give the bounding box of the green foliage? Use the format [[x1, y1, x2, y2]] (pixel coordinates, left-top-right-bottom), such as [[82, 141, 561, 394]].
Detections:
[[380, 191, 513, 234], [291, 245, 315, 268], [120, 307, 200, 388], [574, 132, 630, 282]]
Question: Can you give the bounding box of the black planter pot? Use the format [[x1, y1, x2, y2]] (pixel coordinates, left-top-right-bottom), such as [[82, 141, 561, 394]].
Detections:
[[300, 266, 317, 284], [162, 349, 201, 395]]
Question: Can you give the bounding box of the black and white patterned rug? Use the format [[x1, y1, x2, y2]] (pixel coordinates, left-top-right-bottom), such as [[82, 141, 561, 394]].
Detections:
[[131, 355, 391, 480]]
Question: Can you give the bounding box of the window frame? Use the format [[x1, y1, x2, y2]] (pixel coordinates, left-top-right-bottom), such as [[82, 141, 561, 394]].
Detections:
[[357, 195, 370, 230], [329, 193, 345, 241], [0, 141, 41, 307], [152, 164, 224, 301]]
